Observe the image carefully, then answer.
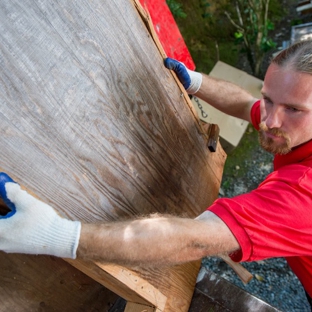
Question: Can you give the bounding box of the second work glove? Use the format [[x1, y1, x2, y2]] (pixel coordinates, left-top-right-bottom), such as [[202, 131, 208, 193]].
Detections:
[[0, 172, 81, 259], [164, 57, 202, 94]]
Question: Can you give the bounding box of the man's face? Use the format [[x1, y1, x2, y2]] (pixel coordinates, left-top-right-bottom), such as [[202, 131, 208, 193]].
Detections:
[[259, 63, 312, 154]]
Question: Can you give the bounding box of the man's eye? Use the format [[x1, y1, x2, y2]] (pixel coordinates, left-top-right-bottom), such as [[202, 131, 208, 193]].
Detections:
[[263, 97, 272, 105], [286, 106, 299, 112]]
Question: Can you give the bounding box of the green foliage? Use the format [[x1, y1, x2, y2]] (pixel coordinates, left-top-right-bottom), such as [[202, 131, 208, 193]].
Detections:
[[166, 0, 187, 18], [267, 20, 275, 31], [169, 0, 239, 73], [291, 18, 303, 26], [170, 0, 286, 75], [261, 38, 277, 52], [200, 0, 211, 19], [234, 31, 243, 39], [223, 0, 285, 77]]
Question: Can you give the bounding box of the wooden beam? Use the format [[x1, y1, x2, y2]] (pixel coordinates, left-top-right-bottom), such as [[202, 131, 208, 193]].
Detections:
[[66, 258, 206, 311], [0, 253, 119, 310], [66, 259, 167, 310]]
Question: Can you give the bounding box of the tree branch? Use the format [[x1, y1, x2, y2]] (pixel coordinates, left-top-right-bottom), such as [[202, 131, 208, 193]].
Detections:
[[236, 1, 244, 27], [224, 11, 244, 32]]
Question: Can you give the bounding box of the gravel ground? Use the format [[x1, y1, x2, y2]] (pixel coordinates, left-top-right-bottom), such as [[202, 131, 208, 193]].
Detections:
[[202, 137, 311, 311]]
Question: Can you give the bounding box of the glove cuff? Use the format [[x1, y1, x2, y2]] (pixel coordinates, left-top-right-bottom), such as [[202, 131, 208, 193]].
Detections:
[[42, 218, 82, 259], [186, 70, 202, 94], [1, 216, 81, 259]]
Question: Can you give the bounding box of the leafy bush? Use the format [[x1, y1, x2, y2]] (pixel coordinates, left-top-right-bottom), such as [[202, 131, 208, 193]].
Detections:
[[166, 0, 187, 18]]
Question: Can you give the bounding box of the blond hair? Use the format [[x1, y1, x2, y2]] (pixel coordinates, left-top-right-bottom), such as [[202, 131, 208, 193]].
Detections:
[[272, 40, 312, 74]]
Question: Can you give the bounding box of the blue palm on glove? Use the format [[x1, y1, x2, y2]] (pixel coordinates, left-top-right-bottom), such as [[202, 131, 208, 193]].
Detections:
[[0, 172, 16, 218], [164, 57, 202, 94], [164, 58, 192, 90]]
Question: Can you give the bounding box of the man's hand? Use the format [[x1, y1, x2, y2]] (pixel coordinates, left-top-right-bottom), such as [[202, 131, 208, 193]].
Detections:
[[0, 172, 81, 258], [164, 57, 202, 94]]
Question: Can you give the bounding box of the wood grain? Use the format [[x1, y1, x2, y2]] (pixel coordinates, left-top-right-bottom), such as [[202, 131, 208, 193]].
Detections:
[[0, 0, 225, 222], [0, 0, 226, 311], [66, 259, 167, 310], [125, 302, 155, 312], [0, 252, 118, 311]]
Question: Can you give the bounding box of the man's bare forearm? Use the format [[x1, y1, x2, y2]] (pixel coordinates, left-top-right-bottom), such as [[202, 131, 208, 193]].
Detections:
[[77, 212, 239, 267], [196, 74, 258, 122], [0, 172, 240, 264]]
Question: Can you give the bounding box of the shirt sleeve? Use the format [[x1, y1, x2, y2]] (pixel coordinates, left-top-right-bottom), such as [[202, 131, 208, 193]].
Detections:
[[209, 164, 312, 262], [250, 100, 261, 130]]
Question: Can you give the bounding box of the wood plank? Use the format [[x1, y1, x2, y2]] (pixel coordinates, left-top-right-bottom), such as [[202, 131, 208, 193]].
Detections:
[[0, 0, 226, 311], [134, 261, 203, 311], [125, 302, 155, 312], [0, 252, 119, 311], [66, 259, 167, 310]]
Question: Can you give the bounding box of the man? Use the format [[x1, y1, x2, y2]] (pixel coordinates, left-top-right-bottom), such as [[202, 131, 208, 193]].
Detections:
[[1, 40, 312, 307]]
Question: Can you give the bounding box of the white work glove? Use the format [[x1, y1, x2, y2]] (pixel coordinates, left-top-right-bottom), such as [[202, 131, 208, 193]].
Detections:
[[164, 57, 202, 94], [0, 172, 81, 258]]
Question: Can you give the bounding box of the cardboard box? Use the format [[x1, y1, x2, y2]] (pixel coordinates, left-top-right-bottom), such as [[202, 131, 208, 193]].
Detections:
[[191, 61, 263, 153]]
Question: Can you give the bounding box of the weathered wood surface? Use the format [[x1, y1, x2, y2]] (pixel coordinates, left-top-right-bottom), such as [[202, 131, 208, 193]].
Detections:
[[125, 302, 155, 312], [0, 0, 226, 311], [0, 252, 119, 311], [0, 0, 225, 221]]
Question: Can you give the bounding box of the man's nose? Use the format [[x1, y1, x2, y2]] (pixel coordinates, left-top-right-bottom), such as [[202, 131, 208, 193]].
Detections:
[[265, 106, 282, 129]]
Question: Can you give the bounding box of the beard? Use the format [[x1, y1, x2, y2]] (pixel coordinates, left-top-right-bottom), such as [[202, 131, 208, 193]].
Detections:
[[258, 122, 291, 155]]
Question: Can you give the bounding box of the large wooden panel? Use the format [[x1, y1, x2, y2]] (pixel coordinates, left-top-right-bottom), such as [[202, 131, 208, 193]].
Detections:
[[0, 0, 226, 311], [0, 0, 224, 220]]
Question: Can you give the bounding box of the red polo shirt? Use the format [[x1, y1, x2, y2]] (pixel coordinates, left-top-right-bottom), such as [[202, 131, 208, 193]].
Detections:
[[209, 100, 312, 296]]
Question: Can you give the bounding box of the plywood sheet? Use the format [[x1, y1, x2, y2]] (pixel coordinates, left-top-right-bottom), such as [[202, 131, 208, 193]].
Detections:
[[0, 1, 226, 310], [0, 0, 223, 221]]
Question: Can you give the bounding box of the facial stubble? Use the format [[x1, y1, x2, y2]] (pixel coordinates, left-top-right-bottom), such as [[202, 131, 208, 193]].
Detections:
[[258, 122, 291, 155]]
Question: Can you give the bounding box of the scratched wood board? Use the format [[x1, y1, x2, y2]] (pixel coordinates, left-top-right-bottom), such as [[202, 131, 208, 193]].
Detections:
[[0, 0, 226, 310], [0, 0, 223, 221]]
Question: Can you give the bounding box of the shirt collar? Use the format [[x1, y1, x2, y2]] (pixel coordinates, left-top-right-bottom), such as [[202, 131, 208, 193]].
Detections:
[[274, 139, 312, 170]]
